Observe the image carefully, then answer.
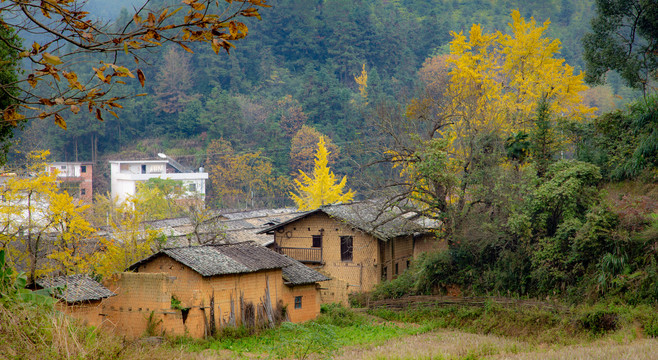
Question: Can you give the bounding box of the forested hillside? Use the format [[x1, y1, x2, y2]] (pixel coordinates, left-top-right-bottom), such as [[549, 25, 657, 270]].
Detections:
[[15, 0, 640, 208]]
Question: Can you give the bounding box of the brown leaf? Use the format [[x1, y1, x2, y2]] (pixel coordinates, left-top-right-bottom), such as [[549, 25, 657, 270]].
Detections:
[[70, 105, 81, 114], [39, 98, 55, 106], [54, 114, 67, 130], [95, 109, 104, 122], [137, 69, 145, 87], [179, 43, 194, 53], [27, 74, 38, 88]]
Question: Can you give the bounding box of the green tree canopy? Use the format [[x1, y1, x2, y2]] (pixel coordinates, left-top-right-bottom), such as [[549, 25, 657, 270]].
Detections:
[[583, 0, 658, 94]]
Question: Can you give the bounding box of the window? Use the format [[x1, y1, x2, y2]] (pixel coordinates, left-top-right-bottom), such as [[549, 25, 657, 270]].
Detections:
[[81, 188, 86, 195], [294, 296, 302, 309], [340, 236, 353, 262], [188, 183, 196, 192], [406, 260, 410, 270], [395, 263, 399, 275], [80, 165, 86, 173], [141, 164, 147, 174], [312, 235, 322, 248], [382, 266, 387, 280]]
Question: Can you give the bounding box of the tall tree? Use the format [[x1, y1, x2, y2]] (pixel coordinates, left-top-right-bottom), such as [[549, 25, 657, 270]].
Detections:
[[0, 151, 95, 283], [206, 139, 290, 209], [154, 47, 199, 114], [385, 10, 595, 229], [291, 136, 354, 210], [290, 125, 339, 177], [583, 0, 658, 95]]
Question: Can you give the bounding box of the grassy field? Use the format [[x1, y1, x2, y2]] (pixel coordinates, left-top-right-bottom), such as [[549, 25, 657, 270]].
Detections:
[[4, 301, 657, 359]]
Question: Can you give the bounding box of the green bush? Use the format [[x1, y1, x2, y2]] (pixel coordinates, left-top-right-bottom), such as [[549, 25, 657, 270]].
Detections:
[[643, 312, 658, 337], [371, 270, 416, 300], [316, 303, 366, 327], [578, 305, 619, 335]]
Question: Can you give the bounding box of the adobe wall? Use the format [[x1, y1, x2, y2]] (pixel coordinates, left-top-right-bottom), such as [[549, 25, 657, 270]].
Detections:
[[317, 277, 350, 305], [112, 255, 318, 337], [101, 272, 175, 338], [380, 235, 414, 281], [413, 233, 447, 256], [281, 284, 322, 323], [273, 212, 381, 302], [56, 300, 105, 328]]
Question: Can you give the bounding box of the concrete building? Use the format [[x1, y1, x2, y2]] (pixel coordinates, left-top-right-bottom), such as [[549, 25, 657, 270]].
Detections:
[[47, 162, 93, 203], [109, 159, 208, 204]]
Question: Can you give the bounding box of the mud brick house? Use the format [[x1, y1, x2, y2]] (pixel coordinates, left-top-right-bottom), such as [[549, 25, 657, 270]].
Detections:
[[258, 201, 444, 304], [36, 274, 116, 327], [96, 242, 329, 338]]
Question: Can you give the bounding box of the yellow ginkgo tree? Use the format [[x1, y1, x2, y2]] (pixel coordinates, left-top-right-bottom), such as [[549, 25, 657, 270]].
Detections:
[[0, 150, 97, 283], [291, 137, 354, 211], [385, 10, 596, 231]]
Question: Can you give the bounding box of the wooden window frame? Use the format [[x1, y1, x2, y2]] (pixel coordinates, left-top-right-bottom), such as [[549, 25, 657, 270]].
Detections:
[[312, 235, 322, 248], [340, 236, 353, 262]]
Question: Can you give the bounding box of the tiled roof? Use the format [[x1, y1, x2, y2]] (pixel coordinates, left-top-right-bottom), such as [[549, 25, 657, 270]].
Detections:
[[282, 260, 330, 285], [36, 275, 116, 303], [128, 242, 329, 285], [258, 200, 439, 240]]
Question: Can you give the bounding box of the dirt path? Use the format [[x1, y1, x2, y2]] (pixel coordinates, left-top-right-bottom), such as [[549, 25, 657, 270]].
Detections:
[[333, 330, 658, 360]]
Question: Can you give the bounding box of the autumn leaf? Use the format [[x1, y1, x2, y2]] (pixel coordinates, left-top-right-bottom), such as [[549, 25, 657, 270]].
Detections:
[[54, 113, 67, 129], [137, 69, 145, 87], [179, 43, 194, 53], [42, 52, 63, 65]]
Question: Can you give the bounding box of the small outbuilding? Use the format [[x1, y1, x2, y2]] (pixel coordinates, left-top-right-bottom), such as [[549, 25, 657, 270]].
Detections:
[[36, 274, 116, 327]]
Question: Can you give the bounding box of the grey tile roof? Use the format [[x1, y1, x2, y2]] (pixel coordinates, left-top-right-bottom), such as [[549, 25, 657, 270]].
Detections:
[[128, 242, 329, 285], [36, 275, 116, 303], [282, 260, 330, 285], [258, 200, 438, 240]]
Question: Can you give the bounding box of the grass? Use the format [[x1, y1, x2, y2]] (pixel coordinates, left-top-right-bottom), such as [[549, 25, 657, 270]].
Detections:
[[6, 299, 657, 359], [368, 301, 658, 345], [170, 304, 433, 358]]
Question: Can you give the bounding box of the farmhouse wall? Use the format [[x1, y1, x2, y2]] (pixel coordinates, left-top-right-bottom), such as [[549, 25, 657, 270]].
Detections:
[[56, 300, 105, 327], [101, 259, 292, 338], [273, 212, 381, 302], [281, 283, 322, 323]]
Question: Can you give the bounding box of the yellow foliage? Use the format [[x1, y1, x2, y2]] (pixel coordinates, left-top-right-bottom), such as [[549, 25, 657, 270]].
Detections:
[[90, 198, 161, 278], [291, 137, 355, 211], [354, 63, 368, 101], [207, 139, 291, 208], [0, 150, 97, 281], [442, 10, 595, 172]]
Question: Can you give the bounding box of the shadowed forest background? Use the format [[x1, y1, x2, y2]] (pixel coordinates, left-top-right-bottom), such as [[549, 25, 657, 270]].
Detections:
[[14, 0, 642, 209]]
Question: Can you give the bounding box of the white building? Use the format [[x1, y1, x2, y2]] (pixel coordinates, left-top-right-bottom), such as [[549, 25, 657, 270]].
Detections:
[[109, 159, 208, 204]]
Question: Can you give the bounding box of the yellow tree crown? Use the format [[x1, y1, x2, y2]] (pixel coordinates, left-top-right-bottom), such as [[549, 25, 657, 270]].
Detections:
[[290, 137, 355, 210]]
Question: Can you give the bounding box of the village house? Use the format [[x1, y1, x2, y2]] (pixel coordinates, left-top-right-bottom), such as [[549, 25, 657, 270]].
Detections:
[[109, 157, 208, 204], [42, 242, 329, 338], [36, 274, 116, 328], [258, 200, 444, 304], [46, 162, 94, 203]]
